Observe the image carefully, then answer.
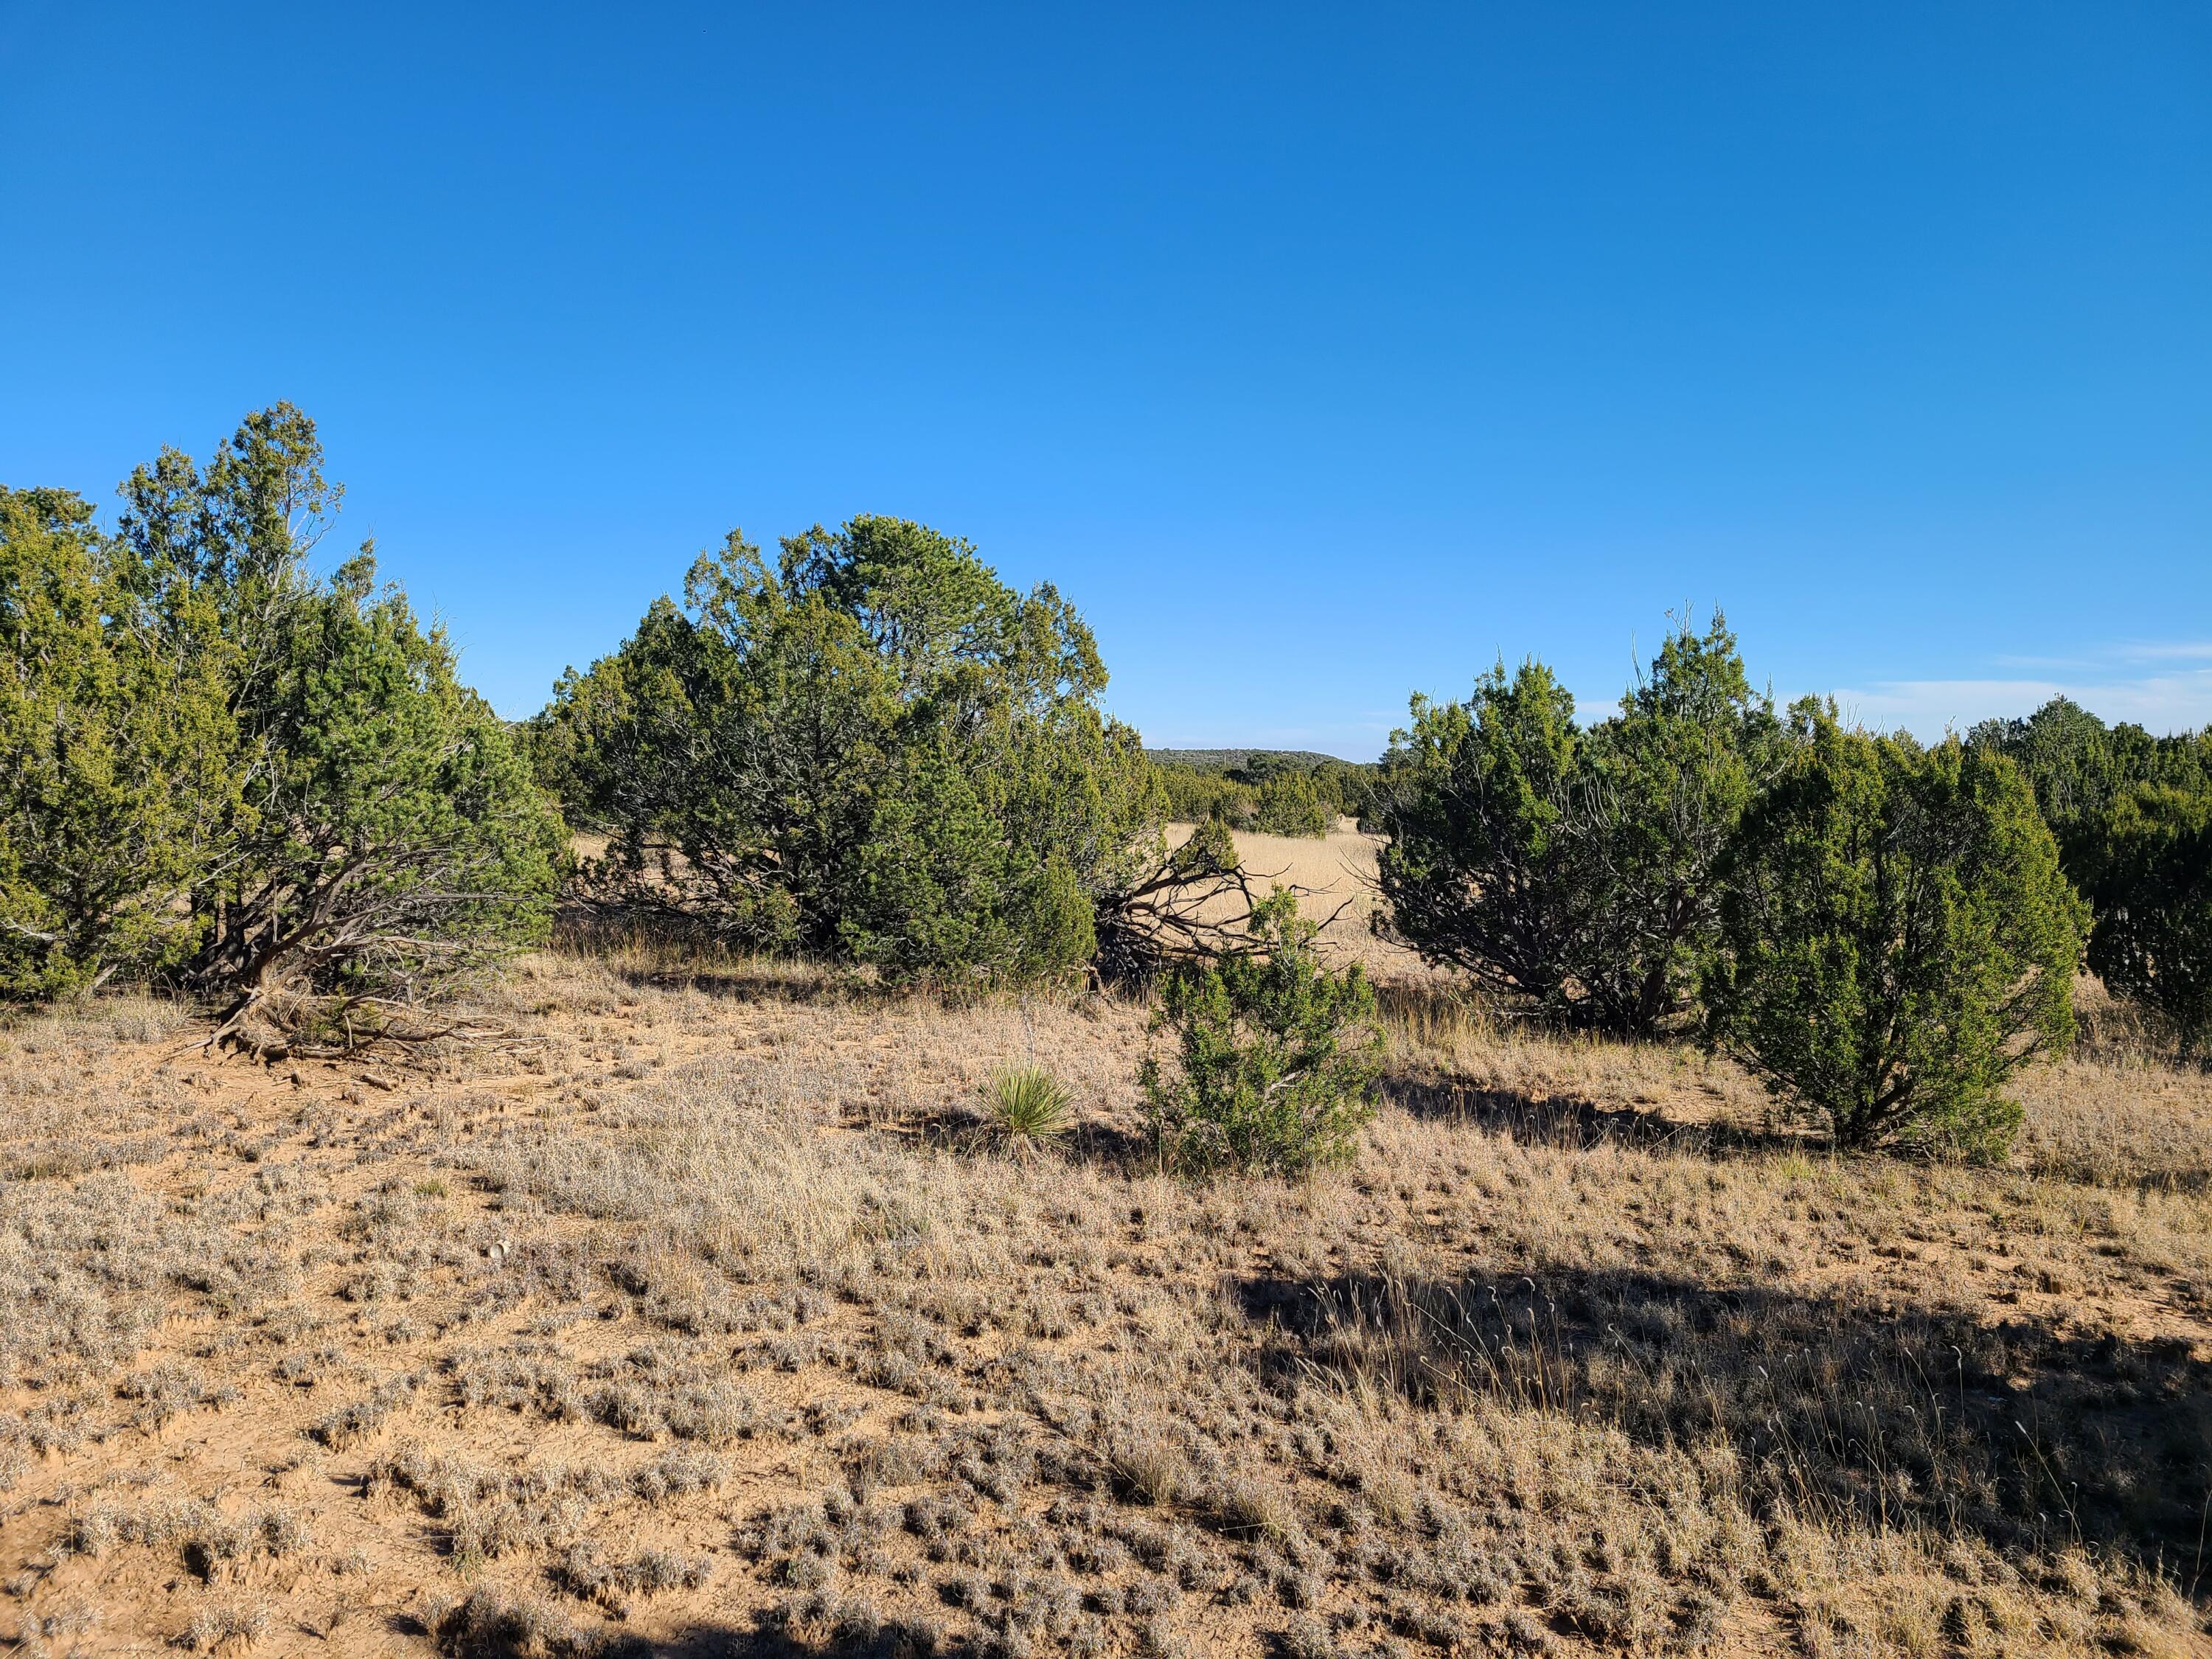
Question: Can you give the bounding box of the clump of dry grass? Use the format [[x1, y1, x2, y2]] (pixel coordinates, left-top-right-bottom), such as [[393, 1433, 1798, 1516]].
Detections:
[[179, 1596, 271, 1652], [428, 1588, 601, 1657], [307, 1373, 418, 1448]]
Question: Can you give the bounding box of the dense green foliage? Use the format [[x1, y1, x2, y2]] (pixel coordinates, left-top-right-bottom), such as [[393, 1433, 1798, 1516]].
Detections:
[[1971, 698, 2212, 1056], [1253, 768, 1331, 837], [0, 487, 237, 998], [1971, 698, 2211, 867], [1371, 659, 1587, 1016], [535, 518, 1164, 984], [2074, 785, 2212, 1054], [1149, 748, 1345, 773], [1374, 615, 1778, 1035], [1141, 889, 1381, 1177], [0, 408, 560, 1022], [1706, 712, 2087, 1158], [1153, 761, 1257, 826], [1576, 617, 1785, 1032], [1149, 750, 1374, 835]]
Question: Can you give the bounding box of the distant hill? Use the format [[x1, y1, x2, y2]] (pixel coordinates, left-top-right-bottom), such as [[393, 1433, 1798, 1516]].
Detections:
[[1147, 748, 1355, 773]]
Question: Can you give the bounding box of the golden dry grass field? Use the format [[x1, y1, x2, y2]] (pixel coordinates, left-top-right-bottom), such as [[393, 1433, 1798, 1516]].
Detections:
[[1, 828, 2208, 1658], [1164, 824, 1422, 981]]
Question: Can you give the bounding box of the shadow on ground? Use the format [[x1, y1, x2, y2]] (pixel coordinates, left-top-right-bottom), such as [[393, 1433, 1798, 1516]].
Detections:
[[1237, 1259, 2212, 1579], [1377, 1070, 1806, 1157], [414, 1601, 1317, 1657]]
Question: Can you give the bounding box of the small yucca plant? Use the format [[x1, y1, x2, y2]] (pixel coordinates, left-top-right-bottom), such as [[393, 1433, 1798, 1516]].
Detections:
[[983, 1064, 1073, 1152]]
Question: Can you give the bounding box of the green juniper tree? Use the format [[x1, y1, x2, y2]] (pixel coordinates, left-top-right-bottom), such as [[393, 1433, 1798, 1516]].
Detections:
[[189, 554, 564, 1037], [1705, 709, 2087, 1159], [2074, 784, 2212, 1057], [0, 406, 561, 1038], [1969, 697, 2211, 874], [1371, 659, 1592, 1019], [1374, 614, 1781, 1037], [1574, 613, 1784, 1034], [537, 518, 1166, 984], [1970, 698, 2211, 1052], [1252, 769, 1331, 838], [116, 411, 560, 1037], [1141, 888, 1381, 1178], [0, 487, 237, 997]]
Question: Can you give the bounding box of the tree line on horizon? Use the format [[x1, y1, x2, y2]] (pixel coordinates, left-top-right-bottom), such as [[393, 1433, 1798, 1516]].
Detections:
[[1148, 750, 1376, 839], [4, 406, 2208, 1164]]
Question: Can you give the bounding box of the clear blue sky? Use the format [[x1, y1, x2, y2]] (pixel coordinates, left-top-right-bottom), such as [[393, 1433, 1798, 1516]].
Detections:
[[4, 3, 2207, 757]]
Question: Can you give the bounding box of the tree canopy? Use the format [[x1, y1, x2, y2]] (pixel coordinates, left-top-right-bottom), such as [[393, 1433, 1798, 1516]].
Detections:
[[534, 518, 1166, 984]]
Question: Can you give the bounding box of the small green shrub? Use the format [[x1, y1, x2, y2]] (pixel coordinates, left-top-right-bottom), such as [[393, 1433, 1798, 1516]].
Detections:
[[1705, 711, 2087, 1161], [983, 1064, 1074, 1150], [1141, 890, 1381, 1178]]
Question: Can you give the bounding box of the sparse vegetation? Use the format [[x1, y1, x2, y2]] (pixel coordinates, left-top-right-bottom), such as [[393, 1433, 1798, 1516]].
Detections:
[[0, 863, 2207, 1654], [0, 910, 2205, 1655]]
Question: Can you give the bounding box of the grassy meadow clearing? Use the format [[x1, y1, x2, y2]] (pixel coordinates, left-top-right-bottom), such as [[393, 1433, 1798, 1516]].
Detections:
[[0, 827, 2207, 1658]]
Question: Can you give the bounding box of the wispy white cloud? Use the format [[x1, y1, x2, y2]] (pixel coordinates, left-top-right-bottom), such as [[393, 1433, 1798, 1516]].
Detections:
[[1828, 663, 2212, 739], [2114, 641, 2212, 663]]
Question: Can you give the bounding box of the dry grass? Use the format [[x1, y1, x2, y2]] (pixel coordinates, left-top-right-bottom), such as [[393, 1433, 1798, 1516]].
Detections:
[[0, 926, 2207, 1657]]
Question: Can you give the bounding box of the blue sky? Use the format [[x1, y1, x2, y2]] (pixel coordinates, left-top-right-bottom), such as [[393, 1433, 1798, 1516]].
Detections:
[[3, 2, 2206, 757]]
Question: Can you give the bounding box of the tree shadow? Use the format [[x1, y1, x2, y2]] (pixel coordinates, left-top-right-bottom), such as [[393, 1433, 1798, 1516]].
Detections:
[[1235, 1261, 2212, 1581], [604, 962, 892, 1009], [426, 1600, 1080, 1657], [877, 1104, 1161, 1179], [1377, 1071, 1804, 1158]]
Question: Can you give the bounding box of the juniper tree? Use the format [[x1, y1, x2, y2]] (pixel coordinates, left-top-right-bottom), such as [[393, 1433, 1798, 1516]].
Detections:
[[1371, 659, 1595, 1019], [537, 518, 1165, 984], [1374, 615, 1781, 1037], [191, 554, 564, 1037], [1253, 770, 1330, 838], [1705, 710, 2086, 1159], [1969, 697, 2211, 874], [108, 407, 560, 1037], [2076, 785, 2212, 1057], [1573, 613, 1783, 1034], [0, 487, 237, 998], [1141, 888, 1381, 1178]]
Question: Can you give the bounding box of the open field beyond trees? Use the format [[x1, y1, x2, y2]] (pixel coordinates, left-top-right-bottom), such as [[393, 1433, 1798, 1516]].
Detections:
[[1, 828, 2208, 1659]]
